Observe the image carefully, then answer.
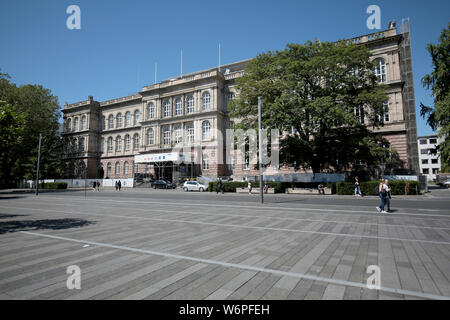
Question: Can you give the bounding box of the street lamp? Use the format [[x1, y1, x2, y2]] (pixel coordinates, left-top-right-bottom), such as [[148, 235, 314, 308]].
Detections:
[[258, 96, 263, 204]]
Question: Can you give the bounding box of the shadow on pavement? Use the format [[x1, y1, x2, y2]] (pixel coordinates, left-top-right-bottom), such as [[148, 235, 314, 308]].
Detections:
[[0, 196, 27, 200], [0, 213, 29, 219], [0, 218, 96, 235]]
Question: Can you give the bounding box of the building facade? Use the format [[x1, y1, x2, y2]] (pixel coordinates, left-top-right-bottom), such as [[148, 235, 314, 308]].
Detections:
[[61, 20, 419, 182], [417, 135, 442, 181]]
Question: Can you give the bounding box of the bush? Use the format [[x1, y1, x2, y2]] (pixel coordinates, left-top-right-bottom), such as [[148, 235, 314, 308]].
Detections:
[[39, 182, 68, 190], [336, 180, 420, 195]]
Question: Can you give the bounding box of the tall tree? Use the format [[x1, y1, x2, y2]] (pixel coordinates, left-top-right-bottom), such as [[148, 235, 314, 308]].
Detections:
[[420, 24, 450, 172], [230, 40, 394, 174], [0, 69, 64, 187]]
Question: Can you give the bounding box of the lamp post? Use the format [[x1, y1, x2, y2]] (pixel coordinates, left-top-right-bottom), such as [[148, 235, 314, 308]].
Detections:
[[35, 133, 42, 196], [258, 96, 263, 204]]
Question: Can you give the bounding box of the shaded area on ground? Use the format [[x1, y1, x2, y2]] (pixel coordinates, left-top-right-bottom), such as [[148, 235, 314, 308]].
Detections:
[[0, 218, 96, 235]]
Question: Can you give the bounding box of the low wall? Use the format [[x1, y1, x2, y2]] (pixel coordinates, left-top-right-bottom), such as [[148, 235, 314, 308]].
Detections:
[[236, 188, 275, 194], [286, 187, 332, 195]]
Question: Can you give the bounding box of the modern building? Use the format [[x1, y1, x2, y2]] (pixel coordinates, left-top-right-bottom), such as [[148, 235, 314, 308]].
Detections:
[[418, 134, 442, 181], [61, 20, 420, 182]]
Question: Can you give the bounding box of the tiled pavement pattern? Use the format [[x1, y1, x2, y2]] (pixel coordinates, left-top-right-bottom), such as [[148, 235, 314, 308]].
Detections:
[[0, 191, 449, 300]]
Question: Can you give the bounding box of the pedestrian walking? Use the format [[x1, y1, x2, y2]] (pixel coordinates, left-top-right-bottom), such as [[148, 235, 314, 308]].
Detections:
[[217, 178, 224, 194], [376, 178, 391, 214], [115, 181, 118, 191], [118, 180, 122, 191], [96, 180, 100, 191], [354, 176, 362, 197], [248, 181, 252, 194], [384, 179, 392, 213], [263, 183, 268, 194], [92, 181, 96, 191], [318, 183, 325, 195]]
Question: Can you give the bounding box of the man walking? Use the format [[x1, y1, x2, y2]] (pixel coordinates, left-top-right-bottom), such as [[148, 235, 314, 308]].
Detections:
[[118, 180, 122, 191], [376, 179, 391, 214], [248, 181, 252, 194], [217, 178, 224, 194]]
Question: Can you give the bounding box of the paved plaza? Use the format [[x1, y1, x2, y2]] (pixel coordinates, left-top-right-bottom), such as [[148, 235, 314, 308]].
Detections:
[[0, 188, 449, 300]]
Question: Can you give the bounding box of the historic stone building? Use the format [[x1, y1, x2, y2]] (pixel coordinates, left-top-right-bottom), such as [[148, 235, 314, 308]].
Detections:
[[61, 20, 419, 182]]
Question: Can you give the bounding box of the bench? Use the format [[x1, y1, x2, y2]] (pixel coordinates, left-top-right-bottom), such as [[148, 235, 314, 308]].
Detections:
[[236, 187, 275, 194], [285, 187, 332, 195]]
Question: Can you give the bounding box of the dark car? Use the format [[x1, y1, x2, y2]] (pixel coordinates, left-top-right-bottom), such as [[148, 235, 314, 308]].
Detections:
[[151, 180, 176, 189]]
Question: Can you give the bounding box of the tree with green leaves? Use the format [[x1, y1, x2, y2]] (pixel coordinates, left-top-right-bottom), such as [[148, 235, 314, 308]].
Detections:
[[230, 40, 395, 175], [420, 24, 450, 172], [0, 69, 64, 188]]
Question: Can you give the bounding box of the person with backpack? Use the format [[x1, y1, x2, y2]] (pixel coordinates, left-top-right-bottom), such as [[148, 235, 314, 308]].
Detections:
[[376, 179, 390, 214]]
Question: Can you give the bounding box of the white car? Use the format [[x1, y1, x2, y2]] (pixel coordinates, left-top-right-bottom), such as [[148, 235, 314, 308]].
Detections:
[[183, 181, 207, 192]]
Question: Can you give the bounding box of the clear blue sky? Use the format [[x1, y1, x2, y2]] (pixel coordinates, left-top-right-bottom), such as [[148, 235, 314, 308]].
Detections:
[[0, 0, 448, 136]]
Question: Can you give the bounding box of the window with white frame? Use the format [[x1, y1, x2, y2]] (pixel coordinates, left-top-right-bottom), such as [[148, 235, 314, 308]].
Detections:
[[174, 124, 182, 144], [202, 92, 211, 110], [147, 103, 155, 119], [134, 110, 140, 125], [115, 162, 120, 175], [116, 113, 122, 128], [108, 115, 114, 129], [186, 123, 194, 143], [107, 137, 113, 152], [163, 100, 171, 117], [133, 133, 139, 150], [354, 107, 365, 124], [66, 119, 72, 132], [163, 126, 171, 145], [125, 112, 131, 126], [81, 115, 87, 130], [116, 136, 122, 151], [124, 135, 131, 150], [74, 117, 79, 132], [147, 128, 154, 145], [187, 95, 194, 113], [202, 121, 211, 140], [379, 101, 390, 123], [175, 98, 182, 115], [107, 163, 112, 176], [202, 154, 209, 170], [124, 162, 129, 175], [374, 58, 386, 83]]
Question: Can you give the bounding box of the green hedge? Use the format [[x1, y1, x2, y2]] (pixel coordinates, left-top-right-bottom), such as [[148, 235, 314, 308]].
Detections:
[[208, 181, 337, 194], [39, 182, 68, 190], [336, 181, 421, 195]]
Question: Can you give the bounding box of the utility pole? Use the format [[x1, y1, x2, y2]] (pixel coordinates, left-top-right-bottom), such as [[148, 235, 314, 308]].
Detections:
[[35, 133, 42, 196], [258, 96, 264, 204]]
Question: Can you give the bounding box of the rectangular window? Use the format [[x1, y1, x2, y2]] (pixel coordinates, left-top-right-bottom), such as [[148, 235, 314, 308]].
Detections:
[[420, 149, 428, 155], [419, 139, 427, 145], [429, 138, 437, 144], [431, 159, 438, 164], [163, 127, 171, 145], [432, 168, 438, 174], [423, 169, 429, 174], [422, 159, 428, 164]]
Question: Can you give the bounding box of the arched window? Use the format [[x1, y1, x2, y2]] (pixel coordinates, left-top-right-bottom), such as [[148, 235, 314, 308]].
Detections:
[[174, 124, 182, 143], [202, 121, 211, 140], [100, 138, 104, 153], [79, 137, 85, 152], [124, 135, 131, 150], [187, 95, 194, 113], [74, 117, 79, 132], [116, 136, 122, 152], [81, 115, 87, 130], [125, 112, 131, 127], [186, 123, 194, 143], [115, 162, 120, 175], [107, 163, 112, 176], [133, 133, 139, 150], [175, 98, 182, 115], [202, 92, 211, 110], [66, 118, 72, 132], [107, 137, 113, 152], [134, 110, 140, 125], [116, 113, 122, 128], [374, 58, 386, 83], [202, 154, 209, 170], [124, 162, 129, 175], [147, 128, 154, 145], [163, 100, 171, 117], [108, 115, 114, 129], [72, 138, 78, 152], [163, 126, 171, 145], [147, 103, 155, 119]]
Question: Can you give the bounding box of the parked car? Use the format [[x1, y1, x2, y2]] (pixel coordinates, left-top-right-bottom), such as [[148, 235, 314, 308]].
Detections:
[[441, 179, 450, 188], [183, 181, 208, 192], [151, 180, 176, 189]]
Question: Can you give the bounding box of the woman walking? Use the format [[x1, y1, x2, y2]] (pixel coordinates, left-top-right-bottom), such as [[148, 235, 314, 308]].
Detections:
[[376, 179, 391, 214], [354, 176, 362, 197]]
